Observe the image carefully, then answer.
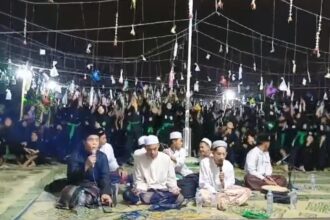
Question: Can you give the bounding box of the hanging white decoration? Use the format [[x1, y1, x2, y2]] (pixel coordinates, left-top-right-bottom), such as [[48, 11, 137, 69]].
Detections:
[[302, 77, 307, 86], [111, 75, 116, 84], [156, 76, 161, 81], [101, 96, 106, 106], [123, 79, 129, 91], [238, 64, 243, 80], [54, 83, 62, 94], [238, 82, 242, 94], [270, 41, 275, 53], [207, 75, 211, 82], [114, 12, 119, 46], [23, 17, 27, 45], [279, 77, 288, 91], [62, 90, 68, 106], [219, 44, 223, 53], [206, 54, 211, 60], [11, 75, 16, 85], [299, 101, 302, 113], [89, 87, 94, 106], [288, 0, 293, 23], [270, 0, 276, 53], [194, 63, 200, 71], [93, 92, 98, 106], [260, 102, 264, 115], [231, 73, 236, 81], [251, 0, 256, 10], [173, 40, 178, 59], [83, 74, 87, 80], [86, 43, 92, 54], [97, 89, 102, 98], [292, 60, 296, 74], [228, 70, 232, 78], [217, 0, 223, 9], [168, 65, 175, 89], [307, 70, 311, 83], [130, 24, 136, 36], [194, 81, 199, 92], [286, 82, 291, 97], [87, 64, 93, 70], [171, 24, 176, 34], [176, 80, 179, 88], [180, 72, 184, 80], [5, 89, 12, 100], [141, 55, 147, 61], [39, 49, 46, 55], [314, 13, 323, 58], [325, 68, 330, 79], [156, 89, 161, 100], [290, 90, 294, 102], [50, 61, 59, 77], [135, 77, 138, 86], [324, 92, 328, 100], [259, 76, 264, 90], [242, 95, 247, 105], [118, 69, 124, 84], [82, 87, 87, 96], [253, 62, 257, 71], [109, 89, 113, 100], [69, 80, 75, 94], [183, 62, 187, 69]]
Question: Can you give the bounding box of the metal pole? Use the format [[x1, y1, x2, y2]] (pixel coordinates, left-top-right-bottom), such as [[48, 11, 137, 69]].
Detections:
[[20, 78, 26, 120], [184, 0, 193, 156]]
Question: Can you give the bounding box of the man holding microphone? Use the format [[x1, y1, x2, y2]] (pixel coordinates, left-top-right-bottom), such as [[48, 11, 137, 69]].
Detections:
[[198, 140, 251, 211], [67, 127, 112, 206]]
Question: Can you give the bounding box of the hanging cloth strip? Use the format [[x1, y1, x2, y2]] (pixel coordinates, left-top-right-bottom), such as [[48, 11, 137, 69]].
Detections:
[[67, 122, 81, 140]]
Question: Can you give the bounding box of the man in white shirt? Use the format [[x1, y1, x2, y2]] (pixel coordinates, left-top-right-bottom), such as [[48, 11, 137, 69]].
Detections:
[[98, 129, 128, 206], [199, 140, 251, 211], [244, 134, 287, 191], [98, 130, 127, 182], [164, 131, 193, 177], [123, 135, 184, 206], [199, 138, 212, 159]]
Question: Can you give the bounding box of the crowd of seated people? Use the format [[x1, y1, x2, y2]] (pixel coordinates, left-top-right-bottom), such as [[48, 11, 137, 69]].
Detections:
[[0, 89, 329, 211]]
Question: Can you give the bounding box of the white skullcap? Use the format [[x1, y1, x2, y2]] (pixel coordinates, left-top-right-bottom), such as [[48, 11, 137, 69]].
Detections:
[[138, 136, 147, 146], [144, 135, 159, 146], [201, 138, 212, 148], [170, 131, 182, 140], [212, 140, 228, 150]]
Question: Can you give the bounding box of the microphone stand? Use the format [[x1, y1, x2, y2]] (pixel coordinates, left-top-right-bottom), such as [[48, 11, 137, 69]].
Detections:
[[287, 162, 293, 191]]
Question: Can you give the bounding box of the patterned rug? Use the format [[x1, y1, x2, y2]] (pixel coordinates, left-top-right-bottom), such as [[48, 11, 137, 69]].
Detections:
[[1, 162, 330, 220]]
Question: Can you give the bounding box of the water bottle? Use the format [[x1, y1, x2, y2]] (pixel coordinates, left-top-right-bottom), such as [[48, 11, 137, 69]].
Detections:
[[195, 191, 203, 212], [289, 189, 298, 209], [266, 190, 273, 215], [76, 190, 86, 216], [77, 190, 86, 206], [311, 174, 316, 191]]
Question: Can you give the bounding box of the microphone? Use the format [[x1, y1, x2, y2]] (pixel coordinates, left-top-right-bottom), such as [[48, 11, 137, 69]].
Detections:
[[219, 160, 223, 172], [219, 160, 224, 190], [91, 149, 97, 168]]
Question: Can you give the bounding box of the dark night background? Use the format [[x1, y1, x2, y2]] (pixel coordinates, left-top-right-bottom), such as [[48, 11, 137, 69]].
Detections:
[[0, 0, 329, 104]]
